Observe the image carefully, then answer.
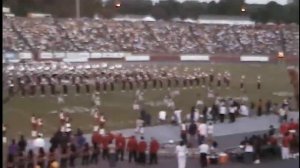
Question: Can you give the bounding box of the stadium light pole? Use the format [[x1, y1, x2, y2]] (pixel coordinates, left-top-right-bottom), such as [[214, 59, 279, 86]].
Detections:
[[76, 0, 80, 18]]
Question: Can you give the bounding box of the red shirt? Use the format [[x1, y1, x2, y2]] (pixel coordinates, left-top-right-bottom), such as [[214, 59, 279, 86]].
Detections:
[[269, 136, 277, 146], [102, 136, 109, 149], [92, 132, 102, 145], [288, 122, 298, 131], [108, 133, 115, 142], [138, 141, 147, 153], [282, 135, 292, 147], [280, 123, 289, 135], [116, 135, 126, 150], [150, 140, 160, 154], [127, 137, 138, 152]]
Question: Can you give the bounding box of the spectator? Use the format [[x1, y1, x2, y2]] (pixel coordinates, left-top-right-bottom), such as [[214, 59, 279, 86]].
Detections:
[[268, 125, 276, 136], [102, 134, 110, 160], [60, 147, 69, 168], [281, 132, 292, 160], [108, 140, 117, 168], [243, 141, 254, 164], [188, 121, 198, 147], [199, 141, 209, 168], [289, 134, 299, 159], [90, 143, 100, 164], [17, 135, 27, 153], [33, 134, 46, 151], [175, 141, 188, 168], [6, 154, 15, 168], [37, 147, 46, 168], [149, 137, 160, 164], [207, 122, 214, 140], [8, 139, 18, 156], [16, 151, 26, 168], [137, 136, 147, 164], [127, 136, 138, 163], [69, 143, 77, 168], [81, 143, 90, 166], [27, 150, 34, 168], [116, 133, 126, 161], [47, 147, 57, 167]]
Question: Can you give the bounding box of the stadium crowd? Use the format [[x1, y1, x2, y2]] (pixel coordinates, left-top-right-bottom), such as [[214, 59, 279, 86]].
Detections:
[[3, 17, 299, 55]]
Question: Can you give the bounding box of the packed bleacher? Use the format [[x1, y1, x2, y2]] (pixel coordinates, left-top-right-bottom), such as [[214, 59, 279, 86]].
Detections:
[[3, 17, 299, 56]]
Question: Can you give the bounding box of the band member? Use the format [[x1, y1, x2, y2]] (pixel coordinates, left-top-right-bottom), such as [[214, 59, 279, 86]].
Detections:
[[240, 75, 245, 90], [95, 77, 101, 93], [217, 73, 222, 88], [103, 77, 107, 92], [183, 77, 187, 88], [159, 77, 163, 89], [30, 78, 36, 96], [116, 133, 126, 161], [257, 75, 261, 90], [225, 71, 231, 89], [201, 72, 206, 87], [20, 78, 26, 97], [122, 78, 126, 91], [8, 78, 14, 96], [209, 69, 214, 86], [31, 114, 38, 137], [99, 114, 106, 129], [149, 137, 160, 164], [110, 77, 115, 91], [175, 76, 180, 87], [37, 117, 43, 133], [152, 78, 157, 89], [195, 74, 200, 86], [75, 76, 81, 95], [84, 77, 90, 94], [62, 78, 68, 96], [189, 76, 194, 87], [129, 77, 134, 90], [3, 124, 7, 143], [143, 78, 148, 90], [50, 76, 56, 96], [167, 77, 172, 88], [40, 77, 47, 96], [93, 110, 100, 132], [59, 110, 66, 125]]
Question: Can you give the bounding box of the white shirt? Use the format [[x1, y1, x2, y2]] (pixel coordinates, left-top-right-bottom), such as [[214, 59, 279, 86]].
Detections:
[[240, 105, 249, 116], [196, 100, 203, 106], [181, 123, 187, 131], [245, 145, 254, 152], [133, 104, 140, 110], [159, 111, 167, 121], [175, 145, 188, 157], [229, 107, 236, 114], [174, 110, 182, 117], [198, 123, 207, 136], [33, 138, 45, 148], [219, 106, 227, 114], [199, 144, 209, 154], [207, 125, 214, 134], [279, 108, 286, 116]]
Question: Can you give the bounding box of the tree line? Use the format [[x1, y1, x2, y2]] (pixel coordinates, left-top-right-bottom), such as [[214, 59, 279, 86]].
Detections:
[[3, 0, 299, 24]]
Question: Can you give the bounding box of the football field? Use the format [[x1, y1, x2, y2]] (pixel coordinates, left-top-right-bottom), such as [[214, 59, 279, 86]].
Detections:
[[3, 62, 298, 139]]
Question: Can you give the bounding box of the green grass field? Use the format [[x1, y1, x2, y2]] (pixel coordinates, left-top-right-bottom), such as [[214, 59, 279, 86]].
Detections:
[[3, 63, 298, 139]]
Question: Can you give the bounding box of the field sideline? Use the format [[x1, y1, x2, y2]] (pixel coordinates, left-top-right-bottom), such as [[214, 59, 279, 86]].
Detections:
[[3, 62, 298, 139]]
